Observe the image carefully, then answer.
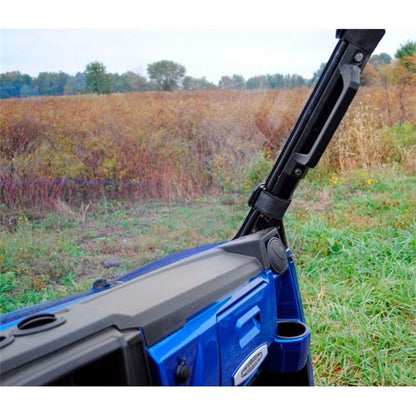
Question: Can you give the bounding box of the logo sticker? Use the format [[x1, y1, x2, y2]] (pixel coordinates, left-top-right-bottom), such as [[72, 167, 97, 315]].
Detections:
[[233, 343, 268, 385]]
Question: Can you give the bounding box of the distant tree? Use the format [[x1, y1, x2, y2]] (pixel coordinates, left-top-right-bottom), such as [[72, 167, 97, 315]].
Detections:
[[218, 74, 245, 89], [266, 73, 285, 89], [113, 71, 148, 92], [125, 71, 148, 91], [218, 75, 233, 89], [182, 76, 216, 90], [180, 76, 194, 90], [85, 61, 113, 94], [395, 41, 416, 61], [110, 73, 122, 92], [362, 53, 393, 86], [246, 75, 268, 90], [35, 72, 49, 95], [147, 60, 186, 91], [378, 47, 416, 122], [310, 62, 326, 86], [64, 72, 86, 95], [284, 74, 306, 88], [20, 84, 37, 97], [34, 71, 69, 96], [393, 41, 416, 75], [370, 53, 392, 70], [0, 71, 33, 98], [231, 74, 245, 89], [384, 54, 416, 86]]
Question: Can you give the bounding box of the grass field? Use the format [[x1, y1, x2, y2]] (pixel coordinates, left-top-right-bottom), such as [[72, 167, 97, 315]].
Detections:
[[1, 86, 415, 209], [1, 167, 415, 386], [1, 86, 415, 385]]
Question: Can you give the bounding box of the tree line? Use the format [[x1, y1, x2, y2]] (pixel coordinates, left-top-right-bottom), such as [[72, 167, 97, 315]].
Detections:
[[1, 41, 415, 99], [0, 62, 311, 99]]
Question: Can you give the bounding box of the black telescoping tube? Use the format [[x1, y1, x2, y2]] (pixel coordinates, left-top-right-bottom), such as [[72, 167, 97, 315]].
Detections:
[[235, 29, 385, 240]]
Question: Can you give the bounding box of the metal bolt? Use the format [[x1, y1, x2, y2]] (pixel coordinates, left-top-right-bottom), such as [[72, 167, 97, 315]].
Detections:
[[293, 168, 303, 177], [354, 52, 364, 62]]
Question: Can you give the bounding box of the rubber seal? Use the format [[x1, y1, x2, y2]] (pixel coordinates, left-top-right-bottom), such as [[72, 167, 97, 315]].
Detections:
[[267, 237, 288, 274]]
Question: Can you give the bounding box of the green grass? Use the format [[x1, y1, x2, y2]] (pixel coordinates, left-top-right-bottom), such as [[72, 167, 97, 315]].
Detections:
[[286, 170, 416, 385], [1, 168, 415, 386], [0, 194, 248, 314]]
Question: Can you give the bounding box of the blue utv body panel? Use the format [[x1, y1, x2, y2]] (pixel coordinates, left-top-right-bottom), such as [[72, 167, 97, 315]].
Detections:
[[147, 271, 277, 386], [147, 251, 313, 386]]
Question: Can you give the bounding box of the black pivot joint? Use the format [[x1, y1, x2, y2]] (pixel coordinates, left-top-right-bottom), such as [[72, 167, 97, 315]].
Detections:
[[248, 184, 291, 221]]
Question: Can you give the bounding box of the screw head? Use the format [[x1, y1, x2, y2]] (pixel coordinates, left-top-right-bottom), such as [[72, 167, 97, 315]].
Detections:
[[293, 167, 303, 177], [354, 52, 364, 62]]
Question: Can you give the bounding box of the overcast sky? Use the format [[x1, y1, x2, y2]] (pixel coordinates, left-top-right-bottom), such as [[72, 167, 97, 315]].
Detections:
[[1, 28, 415, 83], [1, 1, 415, 83]]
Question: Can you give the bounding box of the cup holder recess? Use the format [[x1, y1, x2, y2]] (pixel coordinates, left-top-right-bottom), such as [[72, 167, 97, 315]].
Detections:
[[277, 320, 309, 338], [11, 313, 66, 336], [265, 320, 311, 373], [0, 334, 15, 349]]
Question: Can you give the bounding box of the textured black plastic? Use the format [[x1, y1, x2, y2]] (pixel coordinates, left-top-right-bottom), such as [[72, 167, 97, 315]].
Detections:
[[250, 185, 291, 220], [11, 313, 66, 336], [336, 29, 386, 54]]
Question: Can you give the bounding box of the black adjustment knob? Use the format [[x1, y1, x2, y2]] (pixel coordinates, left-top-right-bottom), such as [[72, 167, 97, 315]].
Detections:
[[175, 359, 190, 385], [267, 237, 288, 274], [92, 278, 110, 291]]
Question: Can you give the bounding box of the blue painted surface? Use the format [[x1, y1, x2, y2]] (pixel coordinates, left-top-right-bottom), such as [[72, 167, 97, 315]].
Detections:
[[217, 274, 277, 385], [147, 271, 278, 386], [265, 320, 311, 373], [146, 251, 313, 386], [274, 250, 306, 321]]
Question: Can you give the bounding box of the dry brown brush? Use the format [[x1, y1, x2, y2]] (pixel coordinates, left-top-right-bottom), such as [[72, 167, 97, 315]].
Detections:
[[1, 86, 415, 211]]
